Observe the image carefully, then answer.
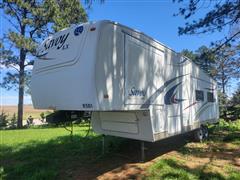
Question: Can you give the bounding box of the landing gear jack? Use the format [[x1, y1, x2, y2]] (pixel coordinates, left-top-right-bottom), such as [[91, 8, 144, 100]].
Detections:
[[141, 141, 146, 162]]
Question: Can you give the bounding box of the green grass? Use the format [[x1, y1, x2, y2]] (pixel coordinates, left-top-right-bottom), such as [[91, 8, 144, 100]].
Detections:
[[0, 124, 124, 179], [146, 119, 240, 180], [147, 158, 199, 180], [146, 157, 240, 180], [146, 157, 236, 180], [1, 120, 240, 179]]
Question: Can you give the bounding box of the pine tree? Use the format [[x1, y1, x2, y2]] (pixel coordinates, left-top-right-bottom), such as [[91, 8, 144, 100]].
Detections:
[[174, 0, 240, 52], [1, 0, 87, 128]]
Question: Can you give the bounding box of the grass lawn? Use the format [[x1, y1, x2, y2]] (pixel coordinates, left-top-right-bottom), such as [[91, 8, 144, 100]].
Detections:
[[0, 124, 121, 179], [146, 120, 240, 180], [0, 120, 240, 179]]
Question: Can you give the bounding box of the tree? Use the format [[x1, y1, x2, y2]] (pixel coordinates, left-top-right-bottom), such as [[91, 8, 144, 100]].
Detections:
[[212, 45, 240, 119], [1, 0, 87, 128], [230, 86, 240, 119], [9, 113, 17, 128], [181, 46, 216, 76], [231, 85, 240, 106], [181, 49, 196, 60], [213, 46, 240, 94], [0, 111, 8, 128], [174, 0, 240, 52], [194, 46, 216, 75], [218, 91, 228, 118]]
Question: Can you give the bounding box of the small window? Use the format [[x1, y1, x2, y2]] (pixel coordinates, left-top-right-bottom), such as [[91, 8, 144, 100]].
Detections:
[[207, 92, 215, 102], [196, 90, 204, 101]]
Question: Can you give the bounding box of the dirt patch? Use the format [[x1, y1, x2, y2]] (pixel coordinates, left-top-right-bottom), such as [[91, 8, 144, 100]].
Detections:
[[97, 163, 146, 180], [62, 132, 240, 180]]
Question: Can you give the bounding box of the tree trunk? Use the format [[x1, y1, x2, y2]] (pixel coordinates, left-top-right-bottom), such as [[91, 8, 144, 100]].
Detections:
[[221, 66, 227, 119], [222, 78, 225, 95], [17, 48, 26, 128], [221, 65, 225, 94]]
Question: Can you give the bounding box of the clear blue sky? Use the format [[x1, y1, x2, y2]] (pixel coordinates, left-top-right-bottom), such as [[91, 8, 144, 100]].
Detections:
[[0, 1, 236, 105]]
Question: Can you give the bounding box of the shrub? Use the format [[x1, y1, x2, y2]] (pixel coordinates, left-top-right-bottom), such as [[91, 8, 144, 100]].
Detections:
[[40, 112, 46, 122], [215, 119, 240, 132], [40, 112, 45, 121], [9, 113, 17, 128], [0, 111, 8, 128]]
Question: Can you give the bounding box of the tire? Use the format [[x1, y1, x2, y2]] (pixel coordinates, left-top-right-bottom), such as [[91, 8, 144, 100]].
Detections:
[[194, 127, 204, 142], [194, 125, 209, 142], [202, 125, 209, 140]]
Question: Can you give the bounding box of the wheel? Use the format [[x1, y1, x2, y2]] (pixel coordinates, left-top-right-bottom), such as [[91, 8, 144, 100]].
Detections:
[[202, 125, 209, 140], [194, 127, 204, 142], [194, 125, 209, 142]]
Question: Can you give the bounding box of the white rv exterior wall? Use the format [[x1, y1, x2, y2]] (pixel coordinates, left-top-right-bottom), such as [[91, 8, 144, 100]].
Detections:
[[93, 21, 218, 141], [31, 20, 219, 142], [31, 22, 102, 110]]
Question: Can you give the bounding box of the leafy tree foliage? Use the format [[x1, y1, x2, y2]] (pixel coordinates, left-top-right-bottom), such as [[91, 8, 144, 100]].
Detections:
[[182, 45, 240, 119], [182, 45, 240, 94], [174, 0, 240, 52], [225, 86, 240, 120], [46, 0, 87, 32], [1, 0, 87, 128], [231, 85, 240, 106], [213, 46, 240, 94], [181, 46, 215, 76], [0, 111, 8, 128], [181, 49, 196, 60], [218, 91, 228, 119], [9, 113, 17, 128], [194, 46, 216, 75]]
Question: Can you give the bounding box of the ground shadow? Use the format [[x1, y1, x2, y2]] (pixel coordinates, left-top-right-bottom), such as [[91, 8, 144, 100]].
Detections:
[[1, 131, 192, 179]]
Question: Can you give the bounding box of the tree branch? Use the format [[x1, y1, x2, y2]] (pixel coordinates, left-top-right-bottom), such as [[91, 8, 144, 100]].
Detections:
[[3, 15, 20, 33], [24, 61, 34, 67], [7, 64, 20, 72], [213, 30, 240, 53], [6, 2, 22, 29]]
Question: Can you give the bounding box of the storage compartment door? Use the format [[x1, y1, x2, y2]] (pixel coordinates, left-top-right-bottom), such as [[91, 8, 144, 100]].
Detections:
[[100, 112, 138, 134]]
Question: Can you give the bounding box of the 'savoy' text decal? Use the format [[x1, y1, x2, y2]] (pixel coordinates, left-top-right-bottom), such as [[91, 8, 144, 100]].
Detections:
[[44, 33, 70, 50]]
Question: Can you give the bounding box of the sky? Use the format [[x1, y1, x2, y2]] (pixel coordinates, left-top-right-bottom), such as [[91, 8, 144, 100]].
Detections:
[[0, 1, 237, 105]]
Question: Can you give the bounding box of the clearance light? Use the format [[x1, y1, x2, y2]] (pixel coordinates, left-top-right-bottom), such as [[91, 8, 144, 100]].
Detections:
[[90, 27, 96, 31]]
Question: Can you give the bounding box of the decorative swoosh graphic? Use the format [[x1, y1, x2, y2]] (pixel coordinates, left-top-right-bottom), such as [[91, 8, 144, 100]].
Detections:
[[194, 102, 213, 121], [37, 57, 55, 60], [36, 52, 56, 60], [184, 101, 199, 110], [164, 82, 185, 105], [141, 74, 189, 108], [36, 52, 48, 58]]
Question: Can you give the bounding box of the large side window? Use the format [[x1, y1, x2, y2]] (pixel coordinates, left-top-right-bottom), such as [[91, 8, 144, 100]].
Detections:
[[207, 92, 215, 102], [196, 90, 204, 101]]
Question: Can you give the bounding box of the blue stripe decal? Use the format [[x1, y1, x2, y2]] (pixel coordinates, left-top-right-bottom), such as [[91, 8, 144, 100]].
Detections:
[[141, 74, 188, 108], [164, 82, 185, 105]]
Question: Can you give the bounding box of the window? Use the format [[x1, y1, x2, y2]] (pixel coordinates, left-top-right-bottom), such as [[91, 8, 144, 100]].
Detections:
[[196, 90, 204, 101], [207, 92, 215, 102]]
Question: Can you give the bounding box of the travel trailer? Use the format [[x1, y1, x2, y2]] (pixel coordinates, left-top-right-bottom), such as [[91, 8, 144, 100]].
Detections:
[[31, 20, 219, 142]]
